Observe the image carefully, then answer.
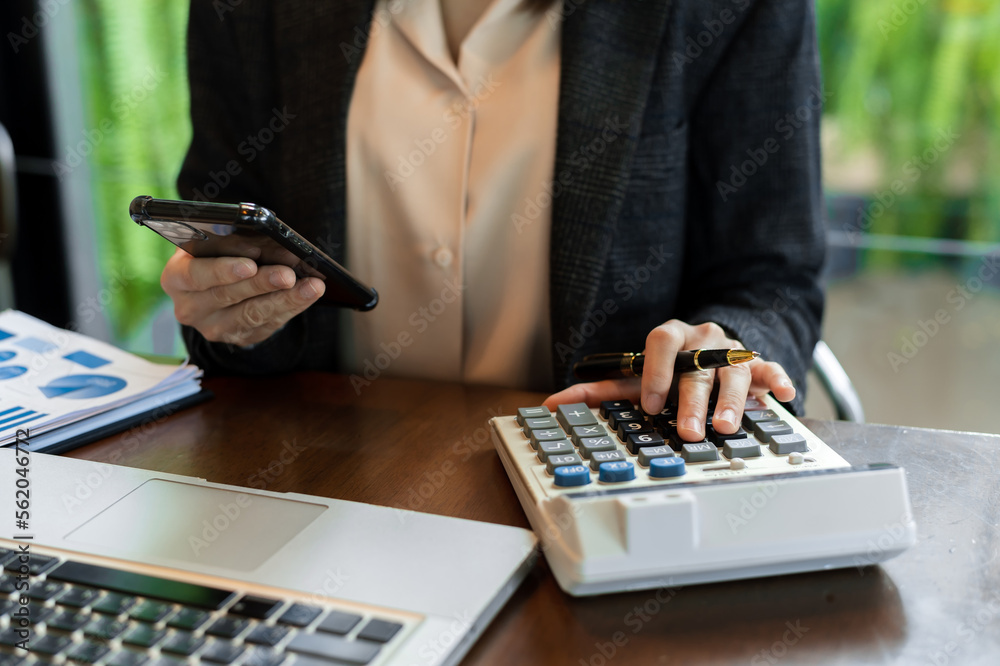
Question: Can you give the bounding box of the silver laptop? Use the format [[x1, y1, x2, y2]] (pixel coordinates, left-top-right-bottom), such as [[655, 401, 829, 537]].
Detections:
[[1, 449, 537, 666]]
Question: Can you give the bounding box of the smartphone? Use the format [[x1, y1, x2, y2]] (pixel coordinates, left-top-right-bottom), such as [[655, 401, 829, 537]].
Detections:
[[130, 196, 378, 311]]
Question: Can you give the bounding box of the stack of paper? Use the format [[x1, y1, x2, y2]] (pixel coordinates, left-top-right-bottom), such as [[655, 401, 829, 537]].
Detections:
[[0, 310, 205, 453]]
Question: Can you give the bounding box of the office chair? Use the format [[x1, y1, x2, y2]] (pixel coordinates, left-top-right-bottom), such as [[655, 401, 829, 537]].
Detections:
[[812, 340, 865, 423], [0, 122, 15, 309]]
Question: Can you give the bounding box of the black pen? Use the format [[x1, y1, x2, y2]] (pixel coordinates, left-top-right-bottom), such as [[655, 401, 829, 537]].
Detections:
[[572, 349, 760, 382]]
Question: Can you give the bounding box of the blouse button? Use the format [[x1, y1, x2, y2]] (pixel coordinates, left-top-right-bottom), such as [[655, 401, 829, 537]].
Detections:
[[433, 247, 453, 268]]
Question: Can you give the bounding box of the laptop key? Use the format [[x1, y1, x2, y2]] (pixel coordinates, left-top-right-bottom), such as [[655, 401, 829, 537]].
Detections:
[[277, 603, 323, 628], [0, 628, 24, 646], [106, 649, 150, 666], [206, 616, 250, 639], [356, 618, 403, 643], [31, 633, 73, 656], [84, 615, 128, 640], [149, 657, 188, 666], [316, 610, 362, 635], [27, 579, 65, 601], [245, 624, 290, 647], [129, 599, 174, 623], [229, 595, 283, 620], [0, 652, 28, 666], [65, 638, 112, 664], [200, 639, 246, 664], [57, 585, 102, 608], [287, 633, 381, 665], [26, 602, 55, 623], [242, 647, 287, 666], [0, 573, 17, 593], [48, 560, 236, 610], [92, 592, 137, 615], [122, 622, 168, 648], [166, 606, 211, 631], [160, 629, 206, 656], [45, 608, 92, 632]]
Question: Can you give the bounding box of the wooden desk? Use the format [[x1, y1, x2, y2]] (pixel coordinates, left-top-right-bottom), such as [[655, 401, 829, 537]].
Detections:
[[68, 373, 1000, 665]]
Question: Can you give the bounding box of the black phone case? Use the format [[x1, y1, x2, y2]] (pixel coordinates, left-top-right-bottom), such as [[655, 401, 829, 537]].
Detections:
[[130, 196, 378, 311]]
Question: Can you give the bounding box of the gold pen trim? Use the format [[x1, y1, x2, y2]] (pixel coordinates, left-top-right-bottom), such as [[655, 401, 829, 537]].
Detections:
[[693, 349, 703, 371], [620, 353, 640, 377]]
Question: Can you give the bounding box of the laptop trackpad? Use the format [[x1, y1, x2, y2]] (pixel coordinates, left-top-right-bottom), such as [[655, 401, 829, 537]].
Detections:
[[65, 479, 326, 571]]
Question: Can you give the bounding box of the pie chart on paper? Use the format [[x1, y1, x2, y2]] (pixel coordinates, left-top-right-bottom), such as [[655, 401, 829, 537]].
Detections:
[[39, 374, 128, 399]]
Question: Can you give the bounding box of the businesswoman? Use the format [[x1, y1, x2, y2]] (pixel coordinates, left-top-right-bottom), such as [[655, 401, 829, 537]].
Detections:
[[160, 0, 825, 441]]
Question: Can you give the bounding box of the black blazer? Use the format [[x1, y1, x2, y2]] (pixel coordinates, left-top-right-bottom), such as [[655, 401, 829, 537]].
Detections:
[[178, 0, 825, 413]]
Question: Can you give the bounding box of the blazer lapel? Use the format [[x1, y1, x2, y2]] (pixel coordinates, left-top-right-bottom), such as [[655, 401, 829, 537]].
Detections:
[[550, 0, 671, 385], [273, 0, 374, 264]]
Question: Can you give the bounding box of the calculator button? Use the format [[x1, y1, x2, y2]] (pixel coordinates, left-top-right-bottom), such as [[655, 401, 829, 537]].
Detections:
[[649, 457, 686, 478], [743, 396, 768, 410], [590, 450, 627, 471], [769, 433, 808, 454], [556, 404, 598, 429], [599, 400, 631, 418], [523, 416, 559, 431], [723, 439, 762, 459], [681, 442, 719, 463], [608, 410, 642, 431], [617, 420, 653, 441], [546, 454, 584, 474], [536, 439, 575, 461], [753, 420, 793, 442], [706, 426, 748, 445], [529, 429, 566, 450], [517, 407, 551, 426], [554, 465, 591, 487], [669, 430, 707, 451], [625, 432, 664, 455], [571, 424, 608, 443], [742, 409, 780, 429], [577, 436, 617, 459], [636, 446, 675, 466], [599, 461, 636, 483]]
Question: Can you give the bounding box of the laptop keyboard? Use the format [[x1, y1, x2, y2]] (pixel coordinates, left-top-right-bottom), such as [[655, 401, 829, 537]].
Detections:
[[0, 549, 410, 666]]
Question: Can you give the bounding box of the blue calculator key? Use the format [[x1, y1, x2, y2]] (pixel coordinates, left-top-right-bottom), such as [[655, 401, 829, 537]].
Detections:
[[649, 457, 686, 478], [554, 465, 591, 487], [598, 461, 635, 483]]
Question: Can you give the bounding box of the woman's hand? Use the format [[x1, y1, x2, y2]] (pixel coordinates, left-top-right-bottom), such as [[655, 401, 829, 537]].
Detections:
[[544, 320, 795, 442], [160, 248, 325, 347]]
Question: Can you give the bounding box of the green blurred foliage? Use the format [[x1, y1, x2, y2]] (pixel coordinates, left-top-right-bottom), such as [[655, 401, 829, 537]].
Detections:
[[817, 0, 1000, 243], [75, 0, 190, 343]]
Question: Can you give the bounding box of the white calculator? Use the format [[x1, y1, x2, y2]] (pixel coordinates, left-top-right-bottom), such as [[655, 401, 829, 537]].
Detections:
[[490, 395, 916, 595]]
